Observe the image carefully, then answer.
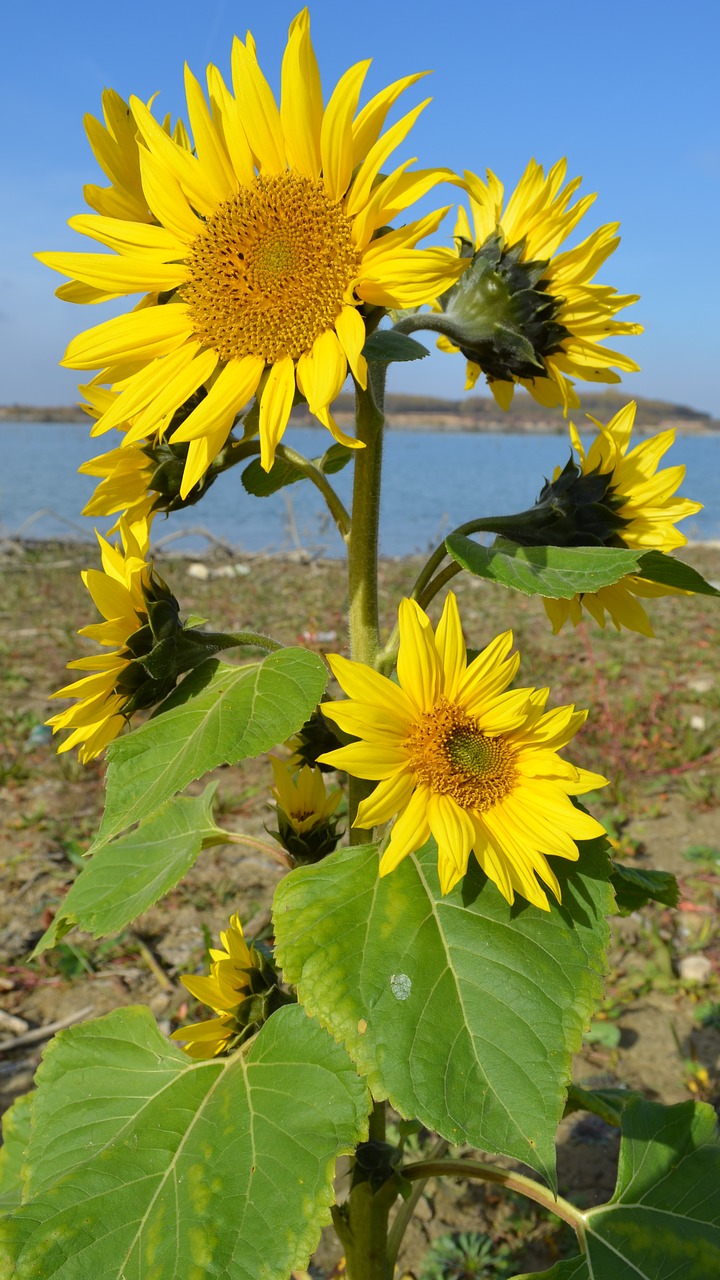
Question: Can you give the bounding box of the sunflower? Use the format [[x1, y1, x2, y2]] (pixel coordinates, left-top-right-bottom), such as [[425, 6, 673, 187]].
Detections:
[[37, 9, 464, 497], [46, 516, 175, 761], [172, 914, 286, 1058], [434, 158, 642, 412], [542, 402, 703, 636], [319, 593, 607, 909]]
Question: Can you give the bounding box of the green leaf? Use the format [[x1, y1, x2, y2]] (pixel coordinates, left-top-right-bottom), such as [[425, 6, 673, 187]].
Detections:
[[445, 535, 641, 599], [242, 442, 353, 498], [513, 1098, 720, 1279], [320, 442, 354, 474], [637, 550, 720, 597], [361, 329, 430, 362], [93, 649, 327, 849], [274, 834, 613, 1185], [609, 862, 679, 914], [0, 1005, 369, 1279], [0, 1094, 34, 1211], [32, 786, 222, 955], [242, 454, 303, 496]]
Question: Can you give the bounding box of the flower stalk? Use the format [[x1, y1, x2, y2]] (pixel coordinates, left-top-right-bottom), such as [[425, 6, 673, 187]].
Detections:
[[346, 364, 387, 837]]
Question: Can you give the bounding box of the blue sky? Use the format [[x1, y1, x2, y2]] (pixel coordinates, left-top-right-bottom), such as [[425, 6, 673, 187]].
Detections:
[[2, 0, 719, 414]]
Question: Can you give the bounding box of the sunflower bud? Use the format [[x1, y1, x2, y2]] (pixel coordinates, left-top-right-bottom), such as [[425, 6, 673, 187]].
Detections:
[[493, 452, 632, 550], [269, 759, 343, 864], [430, 231, 569, 384]]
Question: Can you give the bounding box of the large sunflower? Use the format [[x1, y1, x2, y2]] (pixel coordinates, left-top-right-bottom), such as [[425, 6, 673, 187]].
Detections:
[[542, 402, 703, 636], [319, 593, 606, 909], [435, 158, 642, 412], [37, 9, 464, 497]]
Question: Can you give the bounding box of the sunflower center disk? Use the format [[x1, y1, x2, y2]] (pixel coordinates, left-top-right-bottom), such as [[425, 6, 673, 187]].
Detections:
[[405, 697, 517, 811], [183, 172, 360, 364]]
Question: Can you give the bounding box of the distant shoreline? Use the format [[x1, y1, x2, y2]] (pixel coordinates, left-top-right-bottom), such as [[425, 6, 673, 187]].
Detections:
[[2, 391, 719, 436]]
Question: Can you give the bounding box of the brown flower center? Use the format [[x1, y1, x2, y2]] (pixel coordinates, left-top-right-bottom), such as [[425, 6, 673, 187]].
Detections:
[[404, 696, 517, 811], [183, 172, 360, 364]]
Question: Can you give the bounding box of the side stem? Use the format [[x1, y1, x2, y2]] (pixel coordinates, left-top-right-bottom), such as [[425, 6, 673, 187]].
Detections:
[[346, 365, 386, 836], [403, 1158, 586, 1243]]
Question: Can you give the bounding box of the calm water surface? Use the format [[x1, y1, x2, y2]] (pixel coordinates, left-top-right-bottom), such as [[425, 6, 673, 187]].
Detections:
[[1, 422, 718, 556]]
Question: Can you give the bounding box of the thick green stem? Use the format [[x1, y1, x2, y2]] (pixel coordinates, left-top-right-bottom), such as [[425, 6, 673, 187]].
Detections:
[[346, 366, 386, 837], [332, 1179, 396, 1280], [403, 1158, 586, 1242]]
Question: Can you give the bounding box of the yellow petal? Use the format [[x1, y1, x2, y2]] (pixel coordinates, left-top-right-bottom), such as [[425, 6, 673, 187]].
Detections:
[[321, 60, 370, 202], [379, 785, 432, 874], [397, 598, 441, 714], [171, 355, 264, 443], [296, 329, 347, 416], [334, 305, 367, 389], [36, 250, 186, 295], [62, 304, 193, 371], [259, 356, 296, 470], [427, 794, 474, 895], [434, 592, 466, 701], [319, 742, 407, 780], [281, 9, 323, 180], [183, 63, 238, 200], [354, 771, 416, 829], [351, 72, 427, 167], [323, 652, 415, 721], [231, 34, 286, 173]]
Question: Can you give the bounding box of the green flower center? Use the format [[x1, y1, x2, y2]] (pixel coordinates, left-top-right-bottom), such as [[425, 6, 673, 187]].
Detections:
[[405, 697, 517, 811]]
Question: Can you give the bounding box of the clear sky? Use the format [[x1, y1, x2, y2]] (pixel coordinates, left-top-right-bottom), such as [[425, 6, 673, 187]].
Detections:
[[3, 0, 719, 414]]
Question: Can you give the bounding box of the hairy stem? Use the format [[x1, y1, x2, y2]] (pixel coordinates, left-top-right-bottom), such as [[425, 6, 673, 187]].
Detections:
[[386, 1139, 448, 1272], [346, 365, 386, 836], [402, 1158, 585, 1240], [275, 443, 352, 541]]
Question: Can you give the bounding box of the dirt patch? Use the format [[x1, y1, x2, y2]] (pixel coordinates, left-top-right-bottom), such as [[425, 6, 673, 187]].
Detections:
[[1, 541, 718, 1274]]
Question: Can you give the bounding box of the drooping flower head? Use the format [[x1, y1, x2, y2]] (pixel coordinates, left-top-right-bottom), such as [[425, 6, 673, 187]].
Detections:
[[432, 159, 642, 412], [269, 758, 343, 863], [319, 594, 607, 909], [47, 516, 181, 761], [172, 914, 287, 1058], [37, 9, 464, 496], [78, 384, 238, 533], [541, 402, 703, 635]]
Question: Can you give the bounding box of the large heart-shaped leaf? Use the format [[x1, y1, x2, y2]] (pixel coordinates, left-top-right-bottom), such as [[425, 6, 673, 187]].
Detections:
[[0, 1005, 369, 1279], [514, 1098, 720, 1279], [94, 648, 327, 848], [0, 1094, 34, 1211], [274, 835, 613, 1185], [446, 535, 641, 598], [33, 786, 223, 954]]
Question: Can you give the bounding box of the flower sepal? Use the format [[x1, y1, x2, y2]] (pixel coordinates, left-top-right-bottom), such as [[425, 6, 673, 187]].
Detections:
[[270, 805, 343, 865], [401, 231, 569, 383]]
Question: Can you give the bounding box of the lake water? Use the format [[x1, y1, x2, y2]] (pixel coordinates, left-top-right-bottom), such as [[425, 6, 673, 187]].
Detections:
[[1, 421, 718, 557]]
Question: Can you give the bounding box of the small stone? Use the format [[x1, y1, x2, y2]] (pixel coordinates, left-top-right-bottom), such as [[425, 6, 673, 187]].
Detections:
[[210, 565, 236, 579], [687, 676, 714, 694], [186, 562, 210, 581], [678, 954, 713, 983], [0, 1009, 30, 1035], [689, 714, 706, 731]]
